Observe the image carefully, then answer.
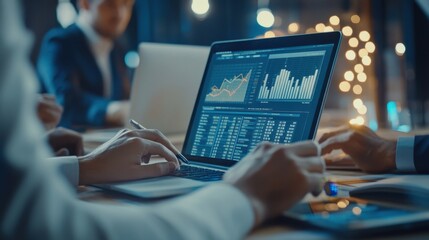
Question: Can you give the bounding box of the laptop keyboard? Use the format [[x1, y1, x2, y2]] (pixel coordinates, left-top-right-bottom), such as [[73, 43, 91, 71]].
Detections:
[[171, 165, 224, 182]]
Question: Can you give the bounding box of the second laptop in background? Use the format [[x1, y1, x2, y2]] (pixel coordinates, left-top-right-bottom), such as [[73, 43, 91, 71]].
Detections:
[[128, 43, 209, 137], [82, 43, 208, 147]]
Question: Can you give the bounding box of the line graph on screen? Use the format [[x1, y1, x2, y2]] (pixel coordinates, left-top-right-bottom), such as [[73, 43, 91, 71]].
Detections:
[[205, 69, 252, 102]]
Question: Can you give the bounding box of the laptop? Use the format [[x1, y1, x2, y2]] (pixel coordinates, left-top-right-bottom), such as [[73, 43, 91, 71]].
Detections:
[[82, 43, 209, 146], [95, 32, 342, 198], [128, 42, 209, 135]]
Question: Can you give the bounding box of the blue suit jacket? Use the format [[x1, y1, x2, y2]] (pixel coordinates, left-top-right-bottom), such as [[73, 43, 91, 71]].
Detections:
[[414, 135, 429, 173], [37, 24, 130, 129]]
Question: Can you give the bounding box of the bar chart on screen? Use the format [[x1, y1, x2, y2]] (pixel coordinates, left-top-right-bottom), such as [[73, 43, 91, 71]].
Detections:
[[258, 50, 325, 102]]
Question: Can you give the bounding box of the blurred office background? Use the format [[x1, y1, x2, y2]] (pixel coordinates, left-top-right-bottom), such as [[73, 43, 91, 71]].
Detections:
[[22, 0, 429, 131]]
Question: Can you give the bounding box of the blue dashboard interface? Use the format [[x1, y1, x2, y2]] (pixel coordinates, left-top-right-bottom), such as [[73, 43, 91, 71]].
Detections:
[[184, 43, 334, 162]]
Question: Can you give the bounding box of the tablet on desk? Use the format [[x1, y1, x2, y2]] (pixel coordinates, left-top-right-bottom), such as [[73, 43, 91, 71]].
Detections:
[[284, 197, 429, 237]]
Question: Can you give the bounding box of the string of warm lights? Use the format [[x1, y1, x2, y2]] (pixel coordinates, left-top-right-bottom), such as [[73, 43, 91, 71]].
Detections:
[[253, 4, 410, 129], [303, 14, 375, 126], [337, 15, 373, 126], [129, 1, 407, 128], [55, 0, 408, 128]]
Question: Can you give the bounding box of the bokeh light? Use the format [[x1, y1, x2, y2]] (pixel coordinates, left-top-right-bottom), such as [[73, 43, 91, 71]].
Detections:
[[362, 55, 371, 66], [359, 31, 371, 42], [288, 22, 299, 33], [365, 41, 376, 53], [353, 98, 363, 108], [346, 50, 356, 60], [344, 71, 355, 81], [339, 81, 351, 92], [358, 48, 369, 58], [349, 37, 359, 48], [342, 26, 353, 36], [351, 15, 361, 24], [191, 0, 210, 16], [354, 64, 364, 73], [395, 42, 406, 56], [329, 15, 340, 25], [257, 8, 275, 28], [264, 31, 275, 38], [357, 72, 367, 82], [315, 23, 326, 32], [353, 84, 363, 95]]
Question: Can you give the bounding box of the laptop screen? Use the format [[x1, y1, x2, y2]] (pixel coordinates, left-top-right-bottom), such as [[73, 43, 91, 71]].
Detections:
[[183, 32, 341, 166]]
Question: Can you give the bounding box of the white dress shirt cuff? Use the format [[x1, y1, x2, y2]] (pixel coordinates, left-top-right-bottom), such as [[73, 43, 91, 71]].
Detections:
[[190, 183, 255, 235], [395, 136, 416, 172], [158, 183, 255, 239], [48, 156, 80, 187]]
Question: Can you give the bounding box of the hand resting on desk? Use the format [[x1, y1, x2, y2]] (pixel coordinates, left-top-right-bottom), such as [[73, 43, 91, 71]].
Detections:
[[45, 127, 84, 156]]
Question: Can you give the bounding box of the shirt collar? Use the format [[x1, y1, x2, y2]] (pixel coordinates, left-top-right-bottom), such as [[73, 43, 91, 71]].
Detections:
[[76, 11, 113, 55]]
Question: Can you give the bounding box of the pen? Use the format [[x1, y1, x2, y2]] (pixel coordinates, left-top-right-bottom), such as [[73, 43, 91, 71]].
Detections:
[[129, 119, 190, 165], [324, 181, 339, 196], [323, 181, 354, 197]]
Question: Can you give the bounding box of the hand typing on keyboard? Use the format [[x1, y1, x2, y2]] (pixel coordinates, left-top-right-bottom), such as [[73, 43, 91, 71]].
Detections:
[[318, 124, 397, 173], [78, 129, 180, 185]]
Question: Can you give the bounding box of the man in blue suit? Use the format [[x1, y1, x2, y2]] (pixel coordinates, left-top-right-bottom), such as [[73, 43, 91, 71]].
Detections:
[[37, 0, 134, 129], [319, 125, 429, 173]]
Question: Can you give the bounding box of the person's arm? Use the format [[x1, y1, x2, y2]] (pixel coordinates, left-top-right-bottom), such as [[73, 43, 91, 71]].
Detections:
[[395, 136, 415, 172], [49, 156, 79, 187], [406, 135, 429, 173], [3, 158, 254, 240], [1, 7, 252, 236], [320, 124, 429, 174], [3, 82, 324, 240], [2, 2, 325, 236], [3, 101, 324, 239], [38, 137, 253, 239], [37, 34, 112, 127], [4, 133, 323, 240]]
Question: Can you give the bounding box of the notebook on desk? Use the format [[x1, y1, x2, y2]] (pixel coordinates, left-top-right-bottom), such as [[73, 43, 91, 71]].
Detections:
[[95, 32, 342, 198]]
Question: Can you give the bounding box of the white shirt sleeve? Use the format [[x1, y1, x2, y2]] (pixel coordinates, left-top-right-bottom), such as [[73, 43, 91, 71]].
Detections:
[[48, 156, 79, 187], [395, 136, 416, 172], [133, 183, 255, 239]]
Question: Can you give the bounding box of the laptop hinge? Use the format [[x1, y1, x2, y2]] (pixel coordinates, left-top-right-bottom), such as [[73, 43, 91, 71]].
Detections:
[[189, 161, 229, 171]]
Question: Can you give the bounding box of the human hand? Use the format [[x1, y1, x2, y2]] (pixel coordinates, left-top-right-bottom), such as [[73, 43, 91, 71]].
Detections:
[[37, 94, 63, 130], [318, 124, 397, 173], [46, 127, 84, 156], [223, 141, 325, 226], [78, 129, 180, 185], [106, 100, 130, 126]]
